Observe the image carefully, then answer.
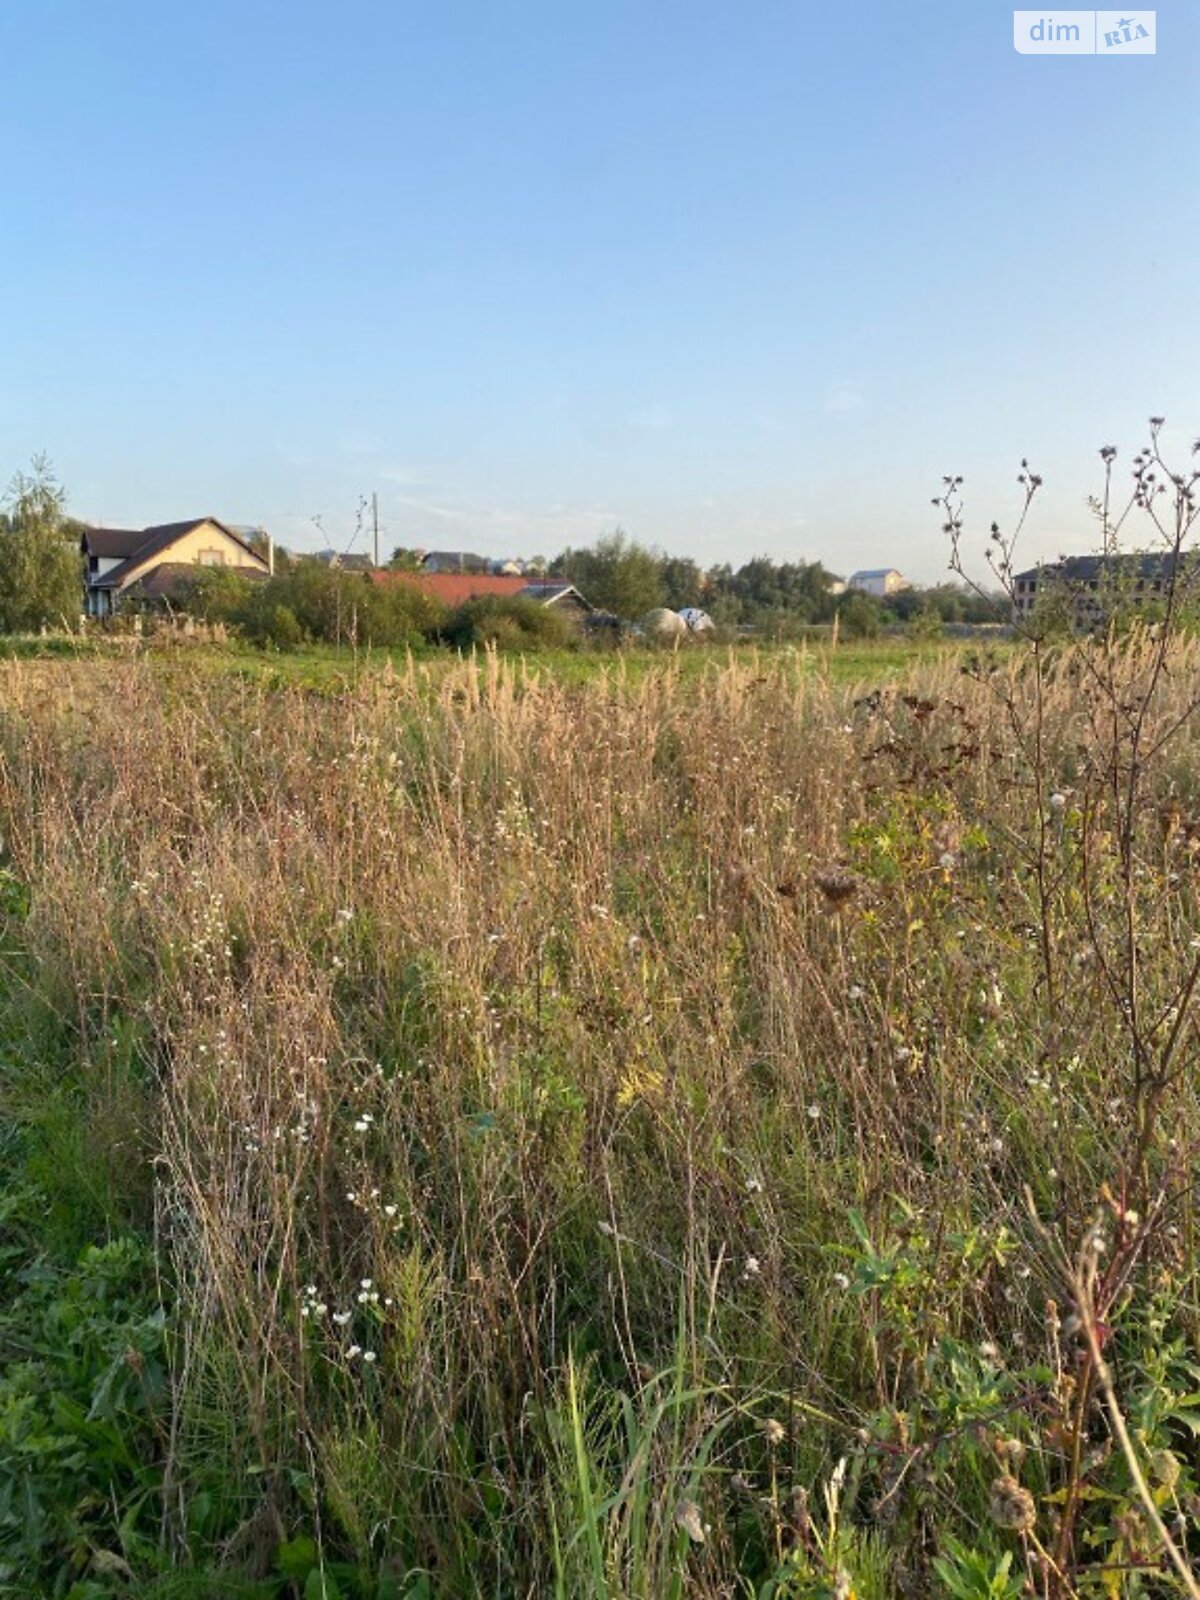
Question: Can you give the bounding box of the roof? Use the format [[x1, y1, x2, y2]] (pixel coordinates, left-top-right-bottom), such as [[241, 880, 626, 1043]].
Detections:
[[370, 571, 532, 604], [850, 568, 903, 580], [82, 526, 145, 559], [87, 518, 269, 588], [516, 579, 593, 607], [1013, 552, 1190, 584]]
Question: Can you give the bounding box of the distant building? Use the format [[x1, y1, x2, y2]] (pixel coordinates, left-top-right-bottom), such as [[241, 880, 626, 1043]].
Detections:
[[848, 568, 909, 598], [421, 551, 492, 575], [312, 549, 376, 572], [1012, 552, 1194, 623]]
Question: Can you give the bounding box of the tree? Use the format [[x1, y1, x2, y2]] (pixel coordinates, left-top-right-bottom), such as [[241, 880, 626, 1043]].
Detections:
[[659, 555, 705, 610], [703, 555, 840, 627], [554, 530, 664, 619], [0, 459, 83, 632], [835, 590, 882, 638]]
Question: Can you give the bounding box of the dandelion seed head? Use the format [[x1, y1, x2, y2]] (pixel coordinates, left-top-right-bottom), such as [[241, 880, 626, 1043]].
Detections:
[[989, 1474, 1035, 1533]]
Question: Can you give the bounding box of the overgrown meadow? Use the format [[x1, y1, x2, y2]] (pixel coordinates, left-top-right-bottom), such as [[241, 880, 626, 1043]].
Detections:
[[2, 637, 1199, 1599]]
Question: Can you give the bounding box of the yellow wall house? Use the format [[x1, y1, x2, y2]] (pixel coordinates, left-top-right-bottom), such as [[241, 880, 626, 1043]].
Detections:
[[81, 519, 271, 617]]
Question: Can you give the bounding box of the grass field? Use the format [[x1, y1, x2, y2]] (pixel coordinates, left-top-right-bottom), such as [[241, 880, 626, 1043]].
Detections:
[[0, 633, 1197, 1599], [0, 629, 994, 693]]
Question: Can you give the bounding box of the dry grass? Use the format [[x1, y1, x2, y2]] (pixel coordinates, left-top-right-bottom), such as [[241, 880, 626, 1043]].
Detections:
[[2, 641, 1199, 1597]]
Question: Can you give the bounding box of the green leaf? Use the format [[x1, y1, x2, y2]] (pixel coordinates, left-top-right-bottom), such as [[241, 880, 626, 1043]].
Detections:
[[276, 1534, 318, 1580], [305, 1567, 344, 1600]]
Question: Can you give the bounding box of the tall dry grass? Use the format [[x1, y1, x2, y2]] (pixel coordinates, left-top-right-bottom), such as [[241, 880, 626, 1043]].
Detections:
[[1, 642, 1198, 1597]]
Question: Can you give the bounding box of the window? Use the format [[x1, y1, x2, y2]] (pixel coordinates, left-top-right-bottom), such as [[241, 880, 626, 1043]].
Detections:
[[198, 549, 225, 567]]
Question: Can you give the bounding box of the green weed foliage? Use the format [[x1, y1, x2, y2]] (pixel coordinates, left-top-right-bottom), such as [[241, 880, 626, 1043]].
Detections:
[[0, 633, 1199, 1596]]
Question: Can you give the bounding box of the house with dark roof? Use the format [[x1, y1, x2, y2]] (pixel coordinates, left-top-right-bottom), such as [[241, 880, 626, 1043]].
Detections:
[[1011, 552, 1196, 622], [81, 519, 272, 616]]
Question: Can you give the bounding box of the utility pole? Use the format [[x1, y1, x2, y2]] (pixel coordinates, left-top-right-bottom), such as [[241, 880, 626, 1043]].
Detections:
[[372, 492, 380, 569]]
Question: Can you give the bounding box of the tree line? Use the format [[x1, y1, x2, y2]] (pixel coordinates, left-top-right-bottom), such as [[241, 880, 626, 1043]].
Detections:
[[0, 461, 1006, 643], [553, 530, 1007, 634]]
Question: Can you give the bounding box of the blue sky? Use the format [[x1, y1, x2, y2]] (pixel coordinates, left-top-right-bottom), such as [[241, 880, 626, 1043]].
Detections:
[[2, 1, 1196, 580]]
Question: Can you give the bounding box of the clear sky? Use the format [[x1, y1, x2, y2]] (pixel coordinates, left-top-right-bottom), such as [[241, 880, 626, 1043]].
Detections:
[[2, 1, 1197, 581]]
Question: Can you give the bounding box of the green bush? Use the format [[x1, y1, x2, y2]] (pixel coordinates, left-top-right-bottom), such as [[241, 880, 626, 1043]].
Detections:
[[228, 567, 446, 650], [357, 579, 446, 648], [441, 595, 574, 652], [254, 603, 305, 649], [835, 592, 883, 638]]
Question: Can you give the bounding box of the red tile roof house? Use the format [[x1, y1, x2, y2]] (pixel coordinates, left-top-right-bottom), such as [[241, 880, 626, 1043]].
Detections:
[[367, 570, 595, 618], [82, 519, 271, 617]]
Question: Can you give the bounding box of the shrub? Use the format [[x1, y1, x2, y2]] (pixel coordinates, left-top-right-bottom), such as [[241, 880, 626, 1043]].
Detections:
[[231, 567, 446, 649], [440, 595, 574, 651], [255, 602, 305, 649], [835, 591, 883, 638]]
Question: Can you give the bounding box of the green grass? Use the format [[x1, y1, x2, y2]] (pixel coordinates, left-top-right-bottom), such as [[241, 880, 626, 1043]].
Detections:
[[0, 626, 1001, 694]]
